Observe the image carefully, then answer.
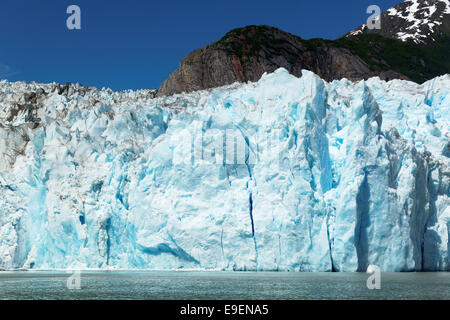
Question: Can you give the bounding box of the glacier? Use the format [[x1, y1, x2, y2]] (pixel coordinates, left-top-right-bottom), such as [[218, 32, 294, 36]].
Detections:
[[0, 68, 448, 271]]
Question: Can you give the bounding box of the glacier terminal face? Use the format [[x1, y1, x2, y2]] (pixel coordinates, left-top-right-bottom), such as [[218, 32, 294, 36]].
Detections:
[[0, 69, 448, 271]]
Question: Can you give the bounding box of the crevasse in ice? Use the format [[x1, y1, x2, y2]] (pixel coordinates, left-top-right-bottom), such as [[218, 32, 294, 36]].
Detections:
[[0, 68, 448, 271]]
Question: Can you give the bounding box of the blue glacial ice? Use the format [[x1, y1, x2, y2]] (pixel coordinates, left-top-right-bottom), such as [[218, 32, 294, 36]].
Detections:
[[0, 68, 448, 271]]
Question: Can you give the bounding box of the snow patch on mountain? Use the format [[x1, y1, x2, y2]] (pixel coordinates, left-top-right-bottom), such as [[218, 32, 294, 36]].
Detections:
[[388, 0, 445, 42], [348, 0, 450, 43]]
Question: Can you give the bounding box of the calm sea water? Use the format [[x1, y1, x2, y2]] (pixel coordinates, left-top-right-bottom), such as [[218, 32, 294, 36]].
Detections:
[[0, 271, 448, 300]]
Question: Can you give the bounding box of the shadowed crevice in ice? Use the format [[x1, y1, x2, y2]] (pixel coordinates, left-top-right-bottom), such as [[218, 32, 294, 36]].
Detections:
[[137, 243, 200, 264], [326, 210, 336, 272], [248, 192, 255, 237], [423, 165, 442, 271], [355, 168, 371, 272], [409, 152, 430, 271], [105, 217, 112, 265]]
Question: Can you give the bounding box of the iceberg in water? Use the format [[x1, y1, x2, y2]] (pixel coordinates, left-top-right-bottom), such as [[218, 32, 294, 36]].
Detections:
[[0, 68, 448, 271]]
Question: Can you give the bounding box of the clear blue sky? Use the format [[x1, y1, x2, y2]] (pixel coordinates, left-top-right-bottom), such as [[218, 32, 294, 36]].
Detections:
[[0, 0, 401, 90]]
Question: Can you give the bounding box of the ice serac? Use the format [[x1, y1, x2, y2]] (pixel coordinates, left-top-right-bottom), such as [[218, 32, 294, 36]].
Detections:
[[0, 69, 448, 271]]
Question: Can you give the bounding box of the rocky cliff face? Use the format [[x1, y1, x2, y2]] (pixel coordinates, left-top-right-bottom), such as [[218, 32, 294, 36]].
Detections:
[[158, 1, 450, 97], [158, 26, 406, 96]]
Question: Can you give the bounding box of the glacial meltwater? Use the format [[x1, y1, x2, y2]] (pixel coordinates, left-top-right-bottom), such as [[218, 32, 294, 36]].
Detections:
[[0, 271, 448, 300]]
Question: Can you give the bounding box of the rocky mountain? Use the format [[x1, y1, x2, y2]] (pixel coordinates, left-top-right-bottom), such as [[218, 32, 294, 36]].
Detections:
[[348, 0, 450, 43], [157, 26, 404, 96], [158, 0, 450, 96]]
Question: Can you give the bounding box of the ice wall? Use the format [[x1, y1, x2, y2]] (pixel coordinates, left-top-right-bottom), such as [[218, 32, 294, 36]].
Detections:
[[0, 69, 448, 271]]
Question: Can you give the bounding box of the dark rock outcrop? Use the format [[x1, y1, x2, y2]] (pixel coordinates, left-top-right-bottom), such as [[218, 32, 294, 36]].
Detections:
[[158, 25, 406, 96]]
